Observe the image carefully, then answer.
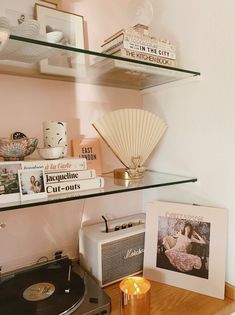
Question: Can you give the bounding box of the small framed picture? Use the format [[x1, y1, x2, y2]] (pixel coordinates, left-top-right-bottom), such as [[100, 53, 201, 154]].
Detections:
[[72, 138, 102, 175], [36, 1, 59, 9], [18, 168, 47, 201], [0, 162, 22, 203], [143, 201, 227, 299], [35, 4, 85, 77]]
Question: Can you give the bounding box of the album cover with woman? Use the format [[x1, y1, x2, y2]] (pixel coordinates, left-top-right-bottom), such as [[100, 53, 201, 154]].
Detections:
[[143, 201, 227, 299]]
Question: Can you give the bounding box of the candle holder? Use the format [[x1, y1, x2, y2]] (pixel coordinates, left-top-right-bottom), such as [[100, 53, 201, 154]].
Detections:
[[120, 276, 151, 315]]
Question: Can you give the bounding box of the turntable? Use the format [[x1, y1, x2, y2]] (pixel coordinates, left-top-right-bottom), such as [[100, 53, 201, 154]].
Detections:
[[0, 255, 111, 315]]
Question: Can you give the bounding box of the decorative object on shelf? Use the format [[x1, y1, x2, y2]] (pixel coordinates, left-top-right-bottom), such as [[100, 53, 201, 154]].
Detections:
[[0, 137, 38, 161], [23, 158, 101, 196], [0, 161, 22, 203], [45, 175, 104, 195], [100, 24, 176, 68], [92, 108, 167, 179], [18, 167, 47, 201], [120, 276, 151, 315], [23, 157, 87, 172], [11, 131, 27, 139], [43, 121, 67, 157], [127, 0, 154, 27], [100, 0, 176, 68], [35, 4, 85, 77], [36, 0, 61, 9], [143, 201, 228, 299], [0, 17, 64, 63], [72, 138, 102, 175], [79, 213, 145, 287], [37, 146, 64, 160]]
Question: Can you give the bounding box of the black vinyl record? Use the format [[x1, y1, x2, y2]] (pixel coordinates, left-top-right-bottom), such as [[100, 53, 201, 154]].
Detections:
[[0, 261, 85, 315]]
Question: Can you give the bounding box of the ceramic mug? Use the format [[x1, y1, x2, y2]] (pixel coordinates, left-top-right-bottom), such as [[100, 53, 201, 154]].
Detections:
[[43, 121, 67, 157]]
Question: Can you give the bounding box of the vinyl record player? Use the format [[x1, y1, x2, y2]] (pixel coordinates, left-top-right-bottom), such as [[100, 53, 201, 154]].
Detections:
[[0, 255, 111, 315]]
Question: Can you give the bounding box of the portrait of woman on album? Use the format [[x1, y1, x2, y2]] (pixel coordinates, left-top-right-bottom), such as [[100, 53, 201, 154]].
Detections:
[[157, 218, 210, 279]]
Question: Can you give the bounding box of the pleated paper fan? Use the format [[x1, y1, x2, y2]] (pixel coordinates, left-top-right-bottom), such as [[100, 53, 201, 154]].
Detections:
[[93, 108, 167, 178]]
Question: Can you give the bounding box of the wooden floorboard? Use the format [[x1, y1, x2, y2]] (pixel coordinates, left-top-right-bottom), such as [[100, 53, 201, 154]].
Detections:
[[104, 280, 233, 315]]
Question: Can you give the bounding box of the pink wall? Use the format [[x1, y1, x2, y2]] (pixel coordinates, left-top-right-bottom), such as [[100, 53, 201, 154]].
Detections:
[[0, 0, 143, 272]]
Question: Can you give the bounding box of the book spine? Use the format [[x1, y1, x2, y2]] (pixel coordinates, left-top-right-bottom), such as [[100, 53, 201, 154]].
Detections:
[[102, 31, 176, 54], [114, 49, 177, 67], [23, 158, 87, 172], [124, 41, 176, 60], [46, 177, 104, 195], [45, 169, 96, 184], [103, 42, 176, 60], [103, 29, 125, 44]]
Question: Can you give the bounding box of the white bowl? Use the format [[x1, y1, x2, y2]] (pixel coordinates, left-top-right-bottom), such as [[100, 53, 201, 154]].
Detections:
[[37, 146, 64, 160]]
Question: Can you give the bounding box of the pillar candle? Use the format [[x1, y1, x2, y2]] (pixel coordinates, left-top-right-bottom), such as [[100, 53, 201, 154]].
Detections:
[[120, 276, 151, 315]]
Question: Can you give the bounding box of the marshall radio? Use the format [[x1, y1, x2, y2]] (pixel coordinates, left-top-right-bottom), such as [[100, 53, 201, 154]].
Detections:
[[79, 213, 145, 287]]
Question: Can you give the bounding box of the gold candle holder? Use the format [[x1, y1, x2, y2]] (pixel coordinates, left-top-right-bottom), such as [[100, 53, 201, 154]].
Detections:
[[120, 276, 151, 315]]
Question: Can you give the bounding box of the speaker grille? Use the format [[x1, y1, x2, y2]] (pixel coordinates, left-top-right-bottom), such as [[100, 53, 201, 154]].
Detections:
[[101, 232, 145, 285]]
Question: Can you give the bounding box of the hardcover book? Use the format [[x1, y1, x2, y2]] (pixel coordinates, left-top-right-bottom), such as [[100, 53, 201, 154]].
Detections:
[[71, 138, 102, 175], [102, 27, 176, 57], [103, 42, 176, 61], [46, 176, 104, 195], [45, 169, 96, 184], [23, 157, 87, 173], [111, 48, 176, 67]]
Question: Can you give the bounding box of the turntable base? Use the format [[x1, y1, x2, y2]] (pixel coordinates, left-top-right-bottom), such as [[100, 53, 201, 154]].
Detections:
[[0, 257, 111, 315]]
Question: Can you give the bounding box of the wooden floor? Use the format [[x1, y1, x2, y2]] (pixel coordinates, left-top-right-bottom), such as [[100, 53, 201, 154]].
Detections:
[[104, 280, 234, 315]]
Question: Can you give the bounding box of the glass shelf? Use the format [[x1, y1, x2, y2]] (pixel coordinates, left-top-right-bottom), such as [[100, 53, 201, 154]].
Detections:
[[0, 170, 197, 212], [0, 35, 200, 90]]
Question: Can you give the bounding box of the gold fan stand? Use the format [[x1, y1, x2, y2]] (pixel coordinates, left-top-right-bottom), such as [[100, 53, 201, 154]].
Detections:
[[113, 168, 143, 180], [113, 156, 146, 180]]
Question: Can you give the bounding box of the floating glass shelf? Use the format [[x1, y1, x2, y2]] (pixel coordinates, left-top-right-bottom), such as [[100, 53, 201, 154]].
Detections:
[[0, 35, 200, 90], [0, 170, 197, 212]]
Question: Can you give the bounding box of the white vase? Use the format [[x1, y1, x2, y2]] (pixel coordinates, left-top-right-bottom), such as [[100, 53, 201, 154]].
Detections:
[[43, 121, 67, 157]]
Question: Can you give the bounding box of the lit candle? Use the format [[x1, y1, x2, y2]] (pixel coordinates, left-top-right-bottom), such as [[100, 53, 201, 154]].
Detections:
[[120, 276, 151, 315]]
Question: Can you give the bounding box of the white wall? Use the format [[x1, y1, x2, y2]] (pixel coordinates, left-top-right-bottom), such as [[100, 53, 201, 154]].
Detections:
[[143, 0, 235, 285]]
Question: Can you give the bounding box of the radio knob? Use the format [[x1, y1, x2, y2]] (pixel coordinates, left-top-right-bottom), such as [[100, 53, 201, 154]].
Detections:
[[128, 222, 133, 227], [121, 224, 127, 229], [114, 225, 120, 231]]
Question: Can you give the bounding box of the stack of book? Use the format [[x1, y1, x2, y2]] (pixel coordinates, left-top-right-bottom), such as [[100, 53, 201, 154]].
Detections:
[[101, 24, 176, 67], [23, 157, 104, 196]]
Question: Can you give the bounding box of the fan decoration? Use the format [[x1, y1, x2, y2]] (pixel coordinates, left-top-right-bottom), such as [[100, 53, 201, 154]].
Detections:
[[92, 108, 167, 179]]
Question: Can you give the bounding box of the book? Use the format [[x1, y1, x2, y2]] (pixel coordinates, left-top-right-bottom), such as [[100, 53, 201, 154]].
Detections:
[[23, 157, 87, 173], [71, 138, 102, 175], [102, 25, 149, 44], [112, 48, 176, 67], [45, 169, 96, 184], [46, 176, 104, 195], [103, 41, 176, 60], [102, 28, 176, 55], [103, 28, 125, 44]]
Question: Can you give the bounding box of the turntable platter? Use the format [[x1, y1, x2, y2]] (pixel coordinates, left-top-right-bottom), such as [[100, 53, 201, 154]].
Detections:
[[0, 260, 85, 315]]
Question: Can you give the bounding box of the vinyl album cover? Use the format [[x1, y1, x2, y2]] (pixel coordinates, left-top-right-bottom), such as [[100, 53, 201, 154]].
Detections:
[[143, 200, 227, 299]]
